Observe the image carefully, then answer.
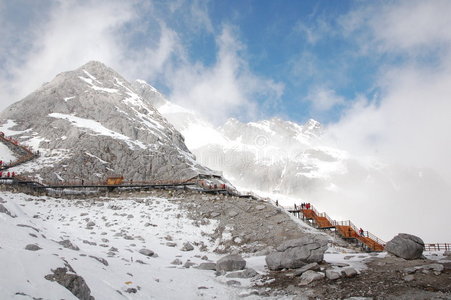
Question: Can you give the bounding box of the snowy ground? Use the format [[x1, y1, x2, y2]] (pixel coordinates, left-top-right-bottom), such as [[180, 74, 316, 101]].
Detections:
[[0, 191, 275, 300], [0, 142, 17, 164]]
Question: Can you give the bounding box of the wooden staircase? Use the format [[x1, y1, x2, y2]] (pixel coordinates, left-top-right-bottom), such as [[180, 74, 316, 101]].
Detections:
[[289, 205, 385, 252]]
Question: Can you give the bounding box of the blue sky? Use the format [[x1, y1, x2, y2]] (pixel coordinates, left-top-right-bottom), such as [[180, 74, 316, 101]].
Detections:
[[0, 0, 397, 124]]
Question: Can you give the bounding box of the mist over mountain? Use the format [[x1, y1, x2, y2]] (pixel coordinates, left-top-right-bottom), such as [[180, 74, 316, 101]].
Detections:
[[134, 80, 451, 242]]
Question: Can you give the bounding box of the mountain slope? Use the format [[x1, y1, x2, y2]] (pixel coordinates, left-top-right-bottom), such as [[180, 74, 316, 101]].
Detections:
[[0, 61, 214, 183]]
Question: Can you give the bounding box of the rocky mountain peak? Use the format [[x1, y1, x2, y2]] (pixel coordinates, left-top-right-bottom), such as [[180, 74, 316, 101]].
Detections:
[[0, 62, 216, 183]]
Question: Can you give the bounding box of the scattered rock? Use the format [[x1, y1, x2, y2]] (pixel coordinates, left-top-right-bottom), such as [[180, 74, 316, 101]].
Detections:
[[183, 261, 196, 268], [138, 249, 154, 257], [299, 270, 325, 285], [86, 221, 95, 227], [226, 280, 241, 286], [210, 212, 221, 218], [198, 263, 217, 270], [125, 288, 137, 293], [171, 259, 183, 265], [293, 262, 320, 276], [325, 269, 341, 280], [385, 233, 424, 260], [25, 244, 42, 251], [342, 267, 358, 278], [0, 204, 16, 218], [166, 242, 177, 247], [216, 254, 246, 272], [89, 255, 109, 266], [181, 242, 194, 251], [255, 205, 265, 210], [45, 266, 94, 300], [265, 236, 328, 270], [403, 274, 415, 282], [226, 268, 258, 278], [58, 240, 80, 251], [228, 210, 239, 217]]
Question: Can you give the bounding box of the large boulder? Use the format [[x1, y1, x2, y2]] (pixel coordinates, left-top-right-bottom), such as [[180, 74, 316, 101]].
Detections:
[[216, 254, 246, 272], [265, 236, 328, 270], [385, 233, 424, 260]]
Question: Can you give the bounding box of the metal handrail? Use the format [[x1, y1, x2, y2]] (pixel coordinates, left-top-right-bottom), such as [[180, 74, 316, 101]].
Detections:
[[424, 243, 451, 251]]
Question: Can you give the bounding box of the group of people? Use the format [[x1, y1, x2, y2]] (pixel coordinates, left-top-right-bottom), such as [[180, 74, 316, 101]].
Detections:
[[0, 171, 15, 178], [294, 202, 311, 210]]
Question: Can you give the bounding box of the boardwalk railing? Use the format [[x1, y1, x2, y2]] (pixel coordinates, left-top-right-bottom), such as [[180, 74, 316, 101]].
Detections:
[[424, 243, 451, 251]]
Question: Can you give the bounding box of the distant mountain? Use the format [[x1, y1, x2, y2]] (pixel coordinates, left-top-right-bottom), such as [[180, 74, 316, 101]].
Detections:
[[0, 61, 215, 183], [133, 79, 451, 242], [133, 79, 340, 196]]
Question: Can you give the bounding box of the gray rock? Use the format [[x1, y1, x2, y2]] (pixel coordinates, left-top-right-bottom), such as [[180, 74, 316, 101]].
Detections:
[[421, 263, 444, 273], [226, 280, 241, 286], [45, 266, 94, 300], [225, 268, 258, 278], [265, 236, 328, 270], [298, 270, 325, 285], [138, 249, 154, 257], [342, 267, 358, 278], [89, 256, 108, 266], [443, 250, 451, 257], [166, 242, 177, 247], [183, 261, 196, 268], [171, 259, 183, 265], [216, 254, 246, 272], [293, 262, 320, 276], [25, 244, 42, 251], [325, 269, 341, 280], [86, 221, 95, 227], [198, 263, 217, 270], [255, 205, 265, 210], [58, 240, 80, 251], [403, 274, 415, 282], [181, 242, 194, 251], [228, 210, 239, 217], [385, 233, 424, 260], [0, 204, 15, 218]]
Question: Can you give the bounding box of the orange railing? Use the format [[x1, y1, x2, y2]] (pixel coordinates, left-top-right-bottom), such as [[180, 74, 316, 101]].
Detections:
[[288, 204, 385, 252]]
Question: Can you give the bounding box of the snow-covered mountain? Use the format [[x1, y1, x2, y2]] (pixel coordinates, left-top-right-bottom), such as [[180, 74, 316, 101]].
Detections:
[[0, 61, 216, 183], [133, 80, 451, 243], [132, 79, 346, 197]]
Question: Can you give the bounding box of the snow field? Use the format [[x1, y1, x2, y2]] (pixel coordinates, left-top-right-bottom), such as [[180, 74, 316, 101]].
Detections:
[[0, 192, 270, 299]]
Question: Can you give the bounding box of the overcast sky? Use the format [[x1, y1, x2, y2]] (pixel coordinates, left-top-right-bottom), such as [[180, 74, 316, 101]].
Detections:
[[1, 0, 451, 241]]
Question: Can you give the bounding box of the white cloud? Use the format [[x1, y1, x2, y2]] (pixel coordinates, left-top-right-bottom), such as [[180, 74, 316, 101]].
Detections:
[[305, 86, 346, 112], [323, 0, 451, 242], [0, 0, 135, 111], [167, 26, 284, 124]]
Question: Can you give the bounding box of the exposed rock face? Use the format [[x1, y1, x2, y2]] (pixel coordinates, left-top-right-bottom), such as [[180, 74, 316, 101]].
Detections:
[[385, 233, 424, 260], [45, 266, 94, 300], [216, 254, 246, 272], [265, 236, 328, 270], [0, 61, 215, 183]]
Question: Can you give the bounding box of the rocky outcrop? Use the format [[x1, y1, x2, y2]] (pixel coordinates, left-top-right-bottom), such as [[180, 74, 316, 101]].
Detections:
[[216, 254, 246, 272], [265, 236, 328, 270], [385, 233, 424, 260], [45, 266, 94, 300]]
